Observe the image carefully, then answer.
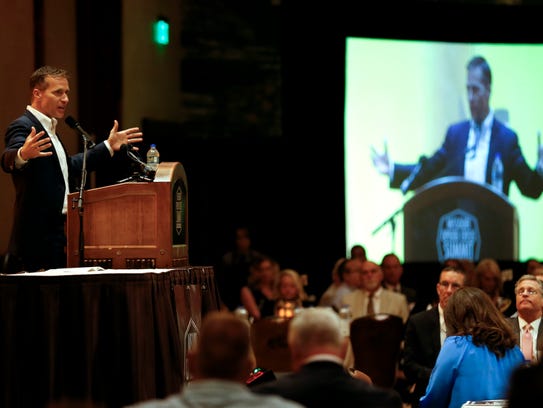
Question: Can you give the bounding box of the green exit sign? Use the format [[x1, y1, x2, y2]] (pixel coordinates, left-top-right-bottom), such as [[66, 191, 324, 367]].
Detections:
[[153, 18, 169, 45]]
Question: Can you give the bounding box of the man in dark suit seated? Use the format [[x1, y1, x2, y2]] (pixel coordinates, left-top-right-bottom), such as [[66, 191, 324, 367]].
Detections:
[[508, 274, 543, 363], [251, 307, 402, 407], [402, 266, 466, 407], [381, 253, 418, 313]]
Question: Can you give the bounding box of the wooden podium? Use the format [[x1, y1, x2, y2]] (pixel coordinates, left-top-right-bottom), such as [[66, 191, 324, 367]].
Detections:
[[67, 162, 188, 269]]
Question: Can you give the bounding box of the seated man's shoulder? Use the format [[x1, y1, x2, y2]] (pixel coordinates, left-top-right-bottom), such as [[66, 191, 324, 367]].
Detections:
[[253, 366, 401, 407], [340, 286, 360, 301], [252, 392, 304, 408], [382, 289, 409, 305], [330, 376, 403, 407], [408, 306, 437, 324]]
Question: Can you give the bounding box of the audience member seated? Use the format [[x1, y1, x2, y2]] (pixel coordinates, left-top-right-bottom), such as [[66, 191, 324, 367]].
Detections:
[[424, 259, 465, 308], [251, 307, 402, 408], [318, 257, 346, 308], [533, 265, 543, 282], [402, 266, 466, 407], [508, 274, 543, 363], [273, 268, 315, 318], [419, 287, 525, 408], [380, 253, 418, 313], [350, 244, 367, 262], [526, 258, 543, 275], [473, 258, 515, 316], [458, 259, 476, 286], [329, 258, 363, 312], [125, 311, 302, 408], [343, 260, 410, 323], [443, 258, 476, 287], [240, 255, 280, 321], [216, 226, 263, 311]]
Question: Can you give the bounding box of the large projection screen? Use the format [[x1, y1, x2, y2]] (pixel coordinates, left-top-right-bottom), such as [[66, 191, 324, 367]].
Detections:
[[345, 37, 543, 263]]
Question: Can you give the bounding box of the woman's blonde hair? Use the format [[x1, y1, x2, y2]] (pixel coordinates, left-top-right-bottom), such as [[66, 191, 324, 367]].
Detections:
[[274, 268, 309, 302]]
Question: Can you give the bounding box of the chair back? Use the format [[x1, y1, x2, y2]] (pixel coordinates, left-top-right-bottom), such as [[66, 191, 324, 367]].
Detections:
[[250, 317, 292, 373], [349, 313, 404, 388]]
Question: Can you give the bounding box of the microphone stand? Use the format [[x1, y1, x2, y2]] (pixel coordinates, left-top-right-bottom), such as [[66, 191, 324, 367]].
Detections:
[[372, 207, 403, 252], [74, 136, 92, 267], [400, 156, 427, 195]]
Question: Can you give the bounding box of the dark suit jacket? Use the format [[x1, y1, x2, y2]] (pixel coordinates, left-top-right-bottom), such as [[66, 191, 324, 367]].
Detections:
[[507, 316, 543, 360], [391, 118, 543, 197], [401, 285, 418, 305], [1, 110, 112, 271], [252, 360, 402, 408], [402, 307, 442, 407]]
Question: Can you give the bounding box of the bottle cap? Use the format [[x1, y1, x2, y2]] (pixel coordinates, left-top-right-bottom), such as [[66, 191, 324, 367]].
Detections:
[[150, 144, 156, 148]]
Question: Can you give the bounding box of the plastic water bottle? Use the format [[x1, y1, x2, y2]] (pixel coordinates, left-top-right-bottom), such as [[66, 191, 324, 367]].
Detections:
[[146, 144, 160, 172], [491, 153, 503, 193]]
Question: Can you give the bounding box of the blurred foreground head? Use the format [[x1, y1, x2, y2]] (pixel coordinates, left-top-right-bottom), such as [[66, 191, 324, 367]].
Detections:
[[190, 311, 253, 382]]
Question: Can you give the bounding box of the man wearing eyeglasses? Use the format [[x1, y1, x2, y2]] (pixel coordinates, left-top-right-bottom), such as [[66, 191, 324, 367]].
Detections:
[[508, 274, 543, 363], [401, 266, 466, 407]]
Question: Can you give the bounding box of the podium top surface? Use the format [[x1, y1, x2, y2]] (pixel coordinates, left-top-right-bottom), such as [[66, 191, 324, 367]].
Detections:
[[412, 176, 514, 206], [154, 161, 187, 183], [1, 267, 179, 277]]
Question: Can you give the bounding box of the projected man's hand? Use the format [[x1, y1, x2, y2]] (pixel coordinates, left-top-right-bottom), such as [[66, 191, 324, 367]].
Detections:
[[370, 140, 390, 175]]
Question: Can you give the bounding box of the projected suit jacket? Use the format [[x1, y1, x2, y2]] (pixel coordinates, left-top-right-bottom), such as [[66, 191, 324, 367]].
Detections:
[[390, 118, 543, 198]]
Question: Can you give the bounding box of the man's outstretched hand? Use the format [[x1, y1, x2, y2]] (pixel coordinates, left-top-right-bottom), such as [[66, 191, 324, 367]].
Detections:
[[370, 140, 390, 175], [107, 120, 143, 152]]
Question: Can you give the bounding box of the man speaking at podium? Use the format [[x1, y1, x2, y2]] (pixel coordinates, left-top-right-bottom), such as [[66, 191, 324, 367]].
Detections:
[[1, 66, 143, 273], [371, 55, 543, 198]]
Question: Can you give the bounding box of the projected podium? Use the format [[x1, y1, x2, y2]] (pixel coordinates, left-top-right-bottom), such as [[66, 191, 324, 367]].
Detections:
[[403, 176, 518, 262], [67, 162, 188, 268]]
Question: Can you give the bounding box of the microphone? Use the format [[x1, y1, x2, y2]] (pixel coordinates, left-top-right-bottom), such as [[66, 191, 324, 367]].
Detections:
[[120, 144, 155, 176], [400, 156, 427, 195], [122, 143, 135, 152], [65, 116, 95, 148]]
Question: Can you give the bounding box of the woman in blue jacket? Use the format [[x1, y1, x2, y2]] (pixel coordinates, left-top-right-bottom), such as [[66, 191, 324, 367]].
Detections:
[[420, 286, 525, 408]]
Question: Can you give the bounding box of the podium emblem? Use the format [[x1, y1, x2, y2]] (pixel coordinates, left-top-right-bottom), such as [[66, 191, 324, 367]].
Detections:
[[173, 179, 187, 243], [436, 209, 481, 262]]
